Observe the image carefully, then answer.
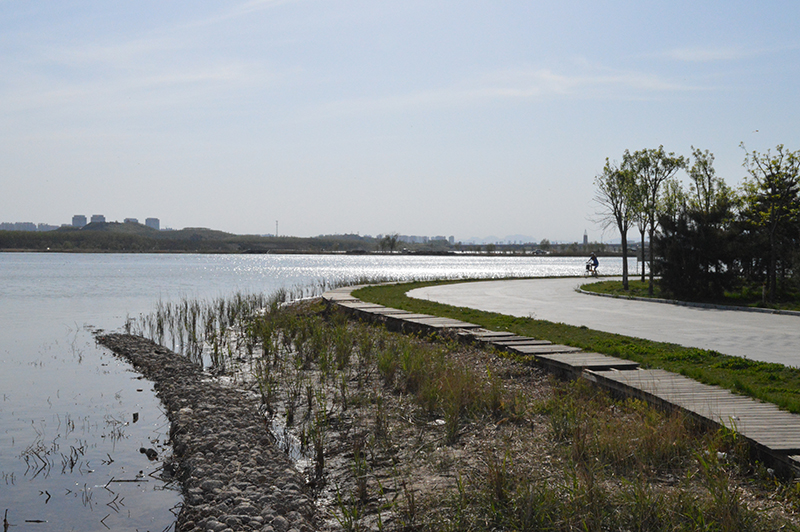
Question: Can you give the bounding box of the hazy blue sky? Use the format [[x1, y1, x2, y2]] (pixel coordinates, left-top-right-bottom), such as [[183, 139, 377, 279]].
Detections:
[[2, 1, 798, 242]]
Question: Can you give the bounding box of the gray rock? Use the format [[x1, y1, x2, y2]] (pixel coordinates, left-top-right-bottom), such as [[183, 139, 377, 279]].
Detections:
[[270, 515, 289, 532]]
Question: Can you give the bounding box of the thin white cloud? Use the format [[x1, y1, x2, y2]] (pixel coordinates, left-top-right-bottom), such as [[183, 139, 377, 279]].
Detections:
[[1, 59, 279, 118], [314, 66, 705, 119]]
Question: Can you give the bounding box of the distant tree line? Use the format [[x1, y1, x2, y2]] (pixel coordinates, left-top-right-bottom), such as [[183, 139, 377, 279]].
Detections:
[[0, 224, 378, 254], [595, 144, 800, 303]]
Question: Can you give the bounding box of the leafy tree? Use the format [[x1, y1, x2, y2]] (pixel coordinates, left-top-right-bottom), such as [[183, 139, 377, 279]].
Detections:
[[740, 144, 800, 301], [655, 149, 737, 300], [631, 146, 686, 295], [593, 157, 637, 289], [380, 233, 400, 253], [688, 147, 735, 219]]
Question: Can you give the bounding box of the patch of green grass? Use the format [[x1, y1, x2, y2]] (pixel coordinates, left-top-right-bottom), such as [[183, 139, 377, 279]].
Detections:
[[581, 279, 666, 299], [582, 279, 800, 312], [354, 280, 800, 414]]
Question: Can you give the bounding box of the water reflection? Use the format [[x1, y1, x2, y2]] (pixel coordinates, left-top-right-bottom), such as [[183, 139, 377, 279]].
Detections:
[[0, 253, 633, 530]]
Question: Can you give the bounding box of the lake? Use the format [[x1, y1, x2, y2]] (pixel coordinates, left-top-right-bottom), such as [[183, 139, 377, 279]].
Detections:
[[0, 253, 632, 531]]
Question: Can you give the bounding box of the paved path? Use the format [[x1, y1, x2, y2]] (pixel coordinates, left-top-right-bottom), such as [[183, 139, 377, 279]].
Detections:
[[408, 278, 800, 368]]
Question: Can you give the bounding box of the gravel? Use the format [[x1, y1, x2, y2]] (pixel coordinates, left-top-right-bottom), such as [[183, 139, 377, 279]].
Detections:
[[97, 333, 317, 532]]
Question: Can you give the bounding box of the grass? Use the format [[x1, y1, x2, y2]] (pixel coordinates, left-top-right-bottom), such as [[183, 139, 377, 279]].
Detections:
[[442, 380, 783, 532], [583, 279, 800, 312], [257, 301, 800, 530], [130, 285, 800, 530], [354, 280, 800, 414]]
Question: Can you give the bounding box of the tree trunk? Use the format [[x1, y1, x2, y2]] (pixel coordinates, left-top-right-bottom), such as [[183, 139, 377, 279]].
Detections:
[[620, 230, 629, 290], [768, 232, 777, 302], [648, 225, 655, 296], [640, 229, 646, 282]]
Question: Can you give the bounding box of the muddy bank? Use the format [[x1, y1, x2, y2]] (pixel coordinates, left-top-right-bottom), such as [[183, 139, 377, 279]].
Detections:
[[97, 334, 315, 532]]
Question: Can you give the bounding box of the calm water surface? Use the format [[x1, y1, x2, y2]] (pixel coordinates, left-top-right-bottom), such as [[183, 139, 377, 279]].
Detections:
[[0, 253, 631, 530]]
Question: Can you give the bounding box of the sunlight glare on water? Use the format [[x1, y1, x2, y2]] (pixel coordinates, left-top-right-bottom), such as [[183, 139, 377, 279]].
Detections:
[[0, 253, 631, 530]]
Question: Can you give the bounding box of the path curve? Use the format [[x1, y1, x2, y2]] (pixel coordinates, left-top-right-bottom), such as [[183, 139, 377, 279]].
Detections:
[[408, 278, 800, 367]]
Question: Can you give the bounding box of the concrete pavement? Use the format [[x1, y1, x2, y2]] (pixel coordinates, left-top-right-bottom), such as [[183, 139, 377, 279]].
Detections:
[[408, 278, 800, 368]]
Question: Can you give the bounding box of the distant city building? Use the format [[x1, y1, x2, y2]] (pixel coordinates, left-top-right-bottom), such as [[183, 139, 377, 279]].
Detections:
[[124, 218, 139, 224], [90, 214, 106, 224], [448, 236, 455, 245], [72, 215, 87, 227], [145, 218, 160, 230], [583, 230, 588, 245], [398, 235, 428, 244], [0, 222, 35, 231], [1, 222, 58, 232]]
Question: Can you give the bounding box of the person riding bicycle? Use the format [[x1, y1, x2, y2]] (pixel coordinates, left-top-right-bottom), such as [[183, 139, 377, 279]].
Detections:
[[586, 252, 599, 275]]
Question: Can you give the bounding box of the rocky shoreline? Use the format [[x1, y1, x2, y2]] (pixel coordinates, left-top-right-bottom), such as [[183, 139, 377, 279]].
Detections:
[[97, 334, 316, 532]]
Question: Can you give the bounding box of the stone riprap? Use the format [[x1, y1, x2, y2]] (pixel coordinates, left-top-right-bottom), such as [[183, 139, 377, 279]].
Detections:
[[97, 333, 315, 532]]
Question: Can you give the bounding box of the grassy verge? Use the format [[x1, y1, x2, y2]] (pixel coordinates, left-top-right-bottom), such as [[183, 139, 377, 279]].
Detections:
[[582, 279, 800, 312], [131, 289, 800, 530], [354, 280, 800, 414]]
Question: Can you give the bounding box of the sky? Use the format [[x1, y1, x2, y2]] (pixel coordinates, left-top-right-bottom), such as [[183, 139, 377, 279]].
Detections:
[[2, 1, 799, 243]]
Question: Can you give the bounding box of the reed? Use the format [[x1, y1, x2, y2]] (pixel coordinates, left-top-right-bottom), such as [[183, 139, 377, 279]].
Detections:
[[128, 283, 800, 531]]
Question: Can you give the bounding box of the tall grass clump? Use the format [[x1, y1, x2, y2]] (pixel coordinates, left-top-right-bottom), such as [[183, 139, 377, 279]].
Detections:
[[127, 290, 284, 370], [426, 376, 792, 532], [545, 379, 700, 475]]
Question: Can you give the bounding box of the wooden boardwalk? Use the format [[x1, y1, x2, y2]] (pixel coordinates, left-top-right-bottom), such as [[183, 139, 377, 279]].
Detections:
[[323, 285, 800, 475]]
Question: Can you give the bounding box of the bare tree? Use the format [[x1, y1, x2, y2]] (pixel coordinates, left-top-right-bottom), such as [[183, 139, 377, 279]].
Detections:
[[594, 157, 637, 289]]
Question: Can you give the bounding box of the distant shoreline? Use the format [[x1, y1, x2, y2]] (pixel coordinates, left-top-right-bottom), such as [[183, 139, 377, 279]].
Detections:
[[0, 248, 620, 258]]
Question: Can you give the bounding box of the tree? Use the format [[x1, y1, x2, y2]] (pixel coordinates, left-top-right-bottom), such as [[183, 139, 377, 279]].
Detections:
[[740, 144, 800, 302], [593, 157, 637, 289], [632, 146, 686, 295], [655, 149, 737, 300], [687, 147, 734, 220], [381, 233, 400, 253]]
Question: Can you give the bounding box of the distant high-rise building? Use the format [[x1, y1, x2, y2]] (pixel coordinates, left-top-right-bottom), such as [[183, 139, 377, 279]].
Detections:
[[583, 230, 588, 245], [72, 215, 87, 227], [145, 218, 160, 230], [90, 214, 106, 224], [0, 222, 59, 232], [124, 218, 139, 224]]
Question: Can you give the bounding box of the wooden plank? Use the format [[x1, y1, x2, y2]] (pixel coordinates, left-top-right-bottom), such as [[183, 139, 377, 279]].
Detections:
[[492, 338, 553, 346], [537, 352, 640, 371], [402, 317, 481, 329], [469, 330, 518, 339], [385, 313, 436, 320], [589, 369, 800, 453], [337, 301, 387, 310], [362, 308, 416, 316], [508, 344, 582, 355]]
